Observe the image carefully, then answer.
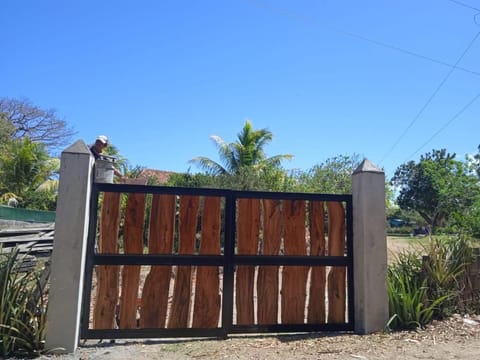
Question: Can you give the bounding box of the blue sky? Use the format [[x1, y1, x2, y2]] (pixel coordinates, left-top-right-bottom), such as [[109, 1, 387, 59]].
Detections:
[[2, 0, 479, 179]]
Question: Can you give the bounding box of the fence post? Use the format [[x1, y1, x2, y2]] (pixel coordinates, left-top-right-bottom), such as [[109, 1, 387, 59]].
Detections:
[[352, 158, 388, 334], [45, 140, 94, 353]]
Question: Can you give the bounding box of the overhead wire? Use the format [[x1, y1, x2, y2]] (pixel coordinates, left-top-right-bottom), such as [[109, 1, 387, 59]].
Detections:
[[378, 30, 480, 164], [247, 0, 480, 77], [446, 0, 480, 12], [403, 91, 480, 161], [247, 0, 480, 165]]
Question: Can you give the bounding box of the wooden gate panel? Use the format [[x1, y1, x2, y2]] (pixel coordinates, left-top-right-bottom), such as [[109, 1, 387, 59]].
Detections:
[[327, 201, 346, 323], [307, 200, 326, 323], [168, 195, 200, 328], [257, 199, 281, 324], [140, 194, 176, 328], [93, 192, 122, 329], [118, 190, 147, 329], [192, 196, 222, 328], [235, 198, 260, 325], [281, 200, 308, 324]]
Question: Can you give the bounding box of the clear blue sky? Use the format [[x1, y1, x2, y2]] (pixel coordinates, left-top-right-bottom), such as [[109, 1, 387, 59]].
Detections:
[[2, 0, 479, 179]]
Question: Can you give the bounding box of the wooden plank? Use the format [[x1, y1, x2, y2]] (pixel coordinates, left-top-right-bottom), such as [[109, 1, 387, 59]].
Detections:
[[327, 201, 346, 323], [93, 191, 122, 329], [118, 186, 147, 329], [257, 199, 282, 324], [192, 196, 221, 328], [168, 195, 200, 328], [0, 236, 54, 243], [281, 200, 308, 324], [140, 194, 176, 328], [307, 201, 326, 323], [235, 198, 260, 325]]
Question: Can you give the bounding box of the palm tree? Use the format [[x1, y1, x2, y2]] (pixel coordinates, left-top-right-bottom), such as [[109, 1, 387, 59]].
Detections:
[[190, 120, 293, 176]]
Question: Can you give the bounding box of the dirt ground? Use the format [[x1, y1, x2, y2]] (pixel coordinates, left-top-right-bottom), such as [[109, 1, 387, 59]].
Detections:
[[43, 314, 480, 360], [43, 236, 480, 360]]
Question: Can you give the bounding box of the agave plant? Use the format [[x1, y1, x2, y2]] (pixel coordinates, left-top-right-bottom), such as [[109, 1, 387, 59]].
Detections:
[[0, 247, 49, 357]]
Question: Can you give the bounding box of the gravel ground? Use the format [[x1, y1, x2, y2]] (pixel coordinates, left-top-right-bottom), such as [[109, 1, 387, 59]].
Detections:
[[41, 314, 480, 360]]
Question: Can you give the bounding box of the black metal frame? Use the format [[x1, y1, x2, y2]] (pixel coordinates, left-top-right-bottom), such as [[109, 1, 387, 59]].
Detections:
[[81, 183, 354, 340]]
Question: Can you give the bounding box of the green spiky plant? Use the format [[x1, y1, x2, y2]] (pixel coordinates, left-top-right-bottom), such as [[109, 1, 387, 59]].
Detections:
[[0, 247, 49, 358], [387, 235, 474, 331]]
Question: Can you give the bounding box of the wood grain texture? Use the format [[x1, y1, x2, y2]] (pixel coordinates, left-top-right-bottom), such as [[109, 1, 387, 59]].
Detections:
[[192, 196, 222, 328], [168, 195, 200, 328], [235, 198, 260, 325], [307, 201, 326, 323], [93, 191, 121, 329], [327, 201, 346, 323], [140, 194, 176, 328], [118, 188, 147, 329], [257, 199, 282, 324], [281, 200, 308, 324]]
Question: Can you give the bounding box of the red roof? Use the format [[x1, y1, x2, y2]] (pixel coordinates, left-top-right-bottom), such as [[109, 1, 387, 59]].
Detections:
[[139, 169, 175, 184]]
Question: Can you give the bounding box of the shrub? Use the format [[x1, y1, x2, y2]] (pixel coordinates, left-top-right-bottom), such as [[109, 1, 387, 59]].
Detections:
[[0, 248, 49, 358], [387, 235, 474, 330], [387, 250, 447, 330]]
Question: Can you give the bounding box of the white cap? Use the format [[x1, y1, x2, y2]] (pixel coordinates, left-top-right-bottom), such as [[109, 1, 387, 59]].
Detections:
[[96, 135, 108, 144]]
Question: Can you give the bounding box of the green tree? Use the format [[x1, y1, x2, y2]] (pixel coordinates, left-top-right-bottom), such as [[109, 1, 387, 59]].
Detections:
[[392, 149, 480, 233], [294, 154, 361, 194], [474, 144, 480, 178], [0, 137, 59, 205], [190, 120, 293, 176], [189, 120, 293, 190]]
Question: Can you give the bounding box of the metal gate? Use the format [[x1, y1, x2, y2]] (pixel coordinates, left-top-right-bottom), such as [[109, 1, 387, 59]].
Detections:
[[81, 182, 354, 340]]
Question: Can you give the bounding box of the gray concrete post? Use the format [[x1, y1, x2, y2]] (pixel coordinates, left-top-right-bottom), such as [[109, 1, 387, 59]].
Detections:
[[45, 140, 94, 352], [352, 158, 388, 334]]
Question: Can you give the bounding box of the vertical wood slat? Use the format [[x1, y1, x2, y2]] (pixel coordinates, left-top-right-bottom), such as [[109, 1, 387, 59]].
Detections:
[[307, 201, 326, 323], [327, 201, 346, 323], [168, 195, 200, 328], [281, 200, 308, 324], [93, 192, 122, 329], [140, 194, 176, 328], [119, 186, 147, 329], [235, 198, 260, 325], [192, 196, 222, 328], [257, 199, 282, 324]]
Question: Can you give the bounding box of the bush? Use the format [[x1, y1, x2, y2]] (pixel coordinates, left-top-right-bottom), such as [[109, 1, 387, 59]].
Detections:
[[0, 248, 49, 358], [387, 235, 474, 330]]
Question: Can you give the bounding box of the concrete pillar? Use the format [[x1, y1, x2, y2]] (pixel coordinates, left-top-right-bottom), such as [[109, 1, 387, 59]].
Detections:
[[45, 140, 93, 352], [352, 158, 388, 334]]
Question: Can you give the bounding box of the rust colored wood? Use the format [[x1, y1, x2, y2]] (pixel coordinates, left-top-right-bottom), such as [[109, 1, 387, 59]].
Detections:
[[281, 200, 308, 324], [140, 194, 176, 328], [192, 196, 221, 328], [118, 187, 147, 329], [93, 192, 121, 329], [235, 198, 260, 325], [327, 201, 346, 323], [307, 201, 326, 323], [168, 195, 200, 328], [257, 199, 282, 324]]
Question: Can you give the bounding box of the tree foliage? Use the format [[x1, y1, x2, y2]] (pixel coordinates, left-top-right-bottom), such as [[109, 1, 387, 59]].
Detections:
[[392, 149, 480, 232], [0, 138, 59, 201], [190, 120, 293, 176], [0, 97, 75, 154], [189, 120, 293, 190], [293, 154, 361, 194]]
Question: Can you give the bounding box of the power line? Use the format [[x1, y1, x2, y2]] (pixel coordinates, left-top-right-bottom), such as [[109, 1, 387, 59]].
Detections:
[[446, 0, 480, 12], [403, 91, 480, 161], [379, 30, 480, 164], [247, 0, 480, 77]]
